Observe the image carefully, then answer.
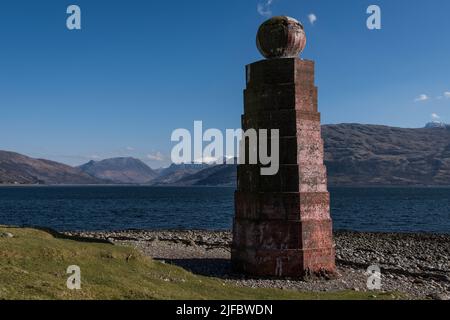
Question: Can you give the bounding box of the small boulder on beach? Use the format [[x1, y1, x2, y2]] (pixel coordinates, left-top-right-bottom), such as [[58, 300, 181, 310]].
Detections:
[[0, 232, 14, 238]]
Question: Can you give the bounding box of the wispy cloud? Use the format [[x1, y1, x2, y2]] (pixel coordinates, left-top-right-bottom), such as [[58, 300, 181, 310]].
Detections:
[[194, 156, 219, 164], [430, 91, 450, 100], [147, 152, 164, 161], [308, 13, 317, 25], [257, 0, 273, 17], [125, 146, 135, 151], [414, 94, 429, 102]]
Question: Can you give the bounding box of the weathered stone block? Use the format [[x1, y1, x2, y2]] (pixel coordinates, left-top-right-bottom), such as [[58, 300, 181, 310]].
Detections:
[[231, 247, 335, 278], [244, 85, 297, 113], [242, 110, 298, 136], [235, 191, 331, 222], [246, 58, 315, 89], [233, 219, 334, 250], [244, 84, 318, 113]]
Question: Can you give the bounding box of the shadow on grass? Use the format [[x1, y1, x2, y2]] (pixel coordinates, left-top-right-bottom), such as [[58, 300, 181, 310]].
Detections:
[[157, 258, 234, 279], [158, 258, 312, 282]]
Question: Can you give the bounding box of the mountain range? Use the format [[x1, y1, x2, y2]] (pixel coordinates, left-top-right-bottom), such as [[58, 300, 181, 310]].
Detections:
[[2, 123, 450, 186], [323, 124, 450, 186], [152, 163, 236, 186], [78, 158, 158, 184], [0, 151, 101, 185], [150, 163, 210, 185]]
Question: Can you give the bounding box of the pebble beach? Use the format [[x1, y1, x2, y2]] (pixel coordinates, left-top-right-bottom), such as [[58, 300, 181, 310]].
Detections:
[[63, 230, 450, 300]]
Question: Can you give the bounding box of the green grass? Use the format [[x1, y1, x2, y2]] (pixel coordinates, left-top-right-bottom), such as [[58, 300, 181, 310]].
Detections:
[[0, 226, 397, 300]]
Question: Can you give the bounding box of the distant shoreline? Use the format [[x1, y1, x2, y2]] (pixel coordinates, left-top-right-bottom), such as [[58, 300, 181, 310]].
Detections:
[[0, 184, 234, 188], [66, 228, 450, 236], [3, 225, 448, 236]]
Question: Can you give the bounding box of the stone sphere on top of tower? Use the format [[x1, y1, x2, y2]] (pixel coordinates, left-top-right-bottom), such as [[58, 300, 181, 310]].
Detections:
[[256, 16, 306, 59]]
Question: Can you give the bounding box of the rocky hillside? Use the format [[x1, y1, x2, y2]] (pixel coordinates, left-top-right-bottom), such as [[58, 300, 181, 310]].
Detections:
[[79, 157, 157, 184], [150, 163, 209, 185], [158, 163, 236, 187], [323, 124, 450, 186], [0, 151, 101, 185]]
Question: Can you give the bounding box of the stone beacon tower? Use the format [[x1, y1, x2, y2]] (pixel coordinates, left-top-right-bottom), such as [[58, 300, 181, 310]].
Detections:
[[231, 16, 336, 278]]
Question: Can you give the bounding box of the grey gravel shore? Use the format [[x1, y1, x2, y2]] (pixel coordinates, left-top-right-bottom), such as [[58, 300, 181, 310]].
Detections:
[[63, 230, 450, 300]]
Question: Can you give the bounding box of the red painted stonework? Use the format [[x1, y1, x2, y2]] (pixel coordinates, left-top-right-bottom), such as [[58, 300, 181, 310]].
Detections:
[[231, 18, 336, 278]]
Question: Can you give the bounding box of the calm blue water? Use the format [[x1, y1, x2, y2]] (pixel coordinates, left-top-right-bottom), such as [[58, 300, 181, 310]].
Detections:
[[0, 186, 449, 233]]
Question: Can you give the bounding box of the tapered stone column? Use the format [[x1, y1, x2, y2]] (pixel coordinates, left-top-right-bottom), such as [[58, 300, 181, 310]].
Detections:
[[231, 16, 336, 278]]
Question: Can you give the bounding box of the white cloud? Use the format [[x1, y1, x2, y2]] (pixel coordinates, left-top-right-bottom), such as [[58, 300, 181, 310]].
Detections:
[[202, 156, 219, 164], [126, 146, 135, 151], [89, 155, 101, 160], [444, 92, 450, 98], [414, 94, 429, 102], [147, 152, 164, 161], [257, 0, 273, 17], [308, 13, 317, 25], [431, 113, 440, 120], [193, 156, 220, 164]]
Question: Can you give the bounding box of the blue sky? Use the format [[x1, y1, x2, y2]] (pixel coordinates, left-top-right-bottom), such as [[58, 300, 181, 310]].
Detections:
[[0, 0, 449, 168]]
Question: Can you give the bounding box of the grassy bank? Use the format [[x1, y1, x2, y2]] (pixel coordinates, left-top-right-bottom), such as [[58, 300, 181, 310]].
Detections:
[[0, 226, 395, 300]]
